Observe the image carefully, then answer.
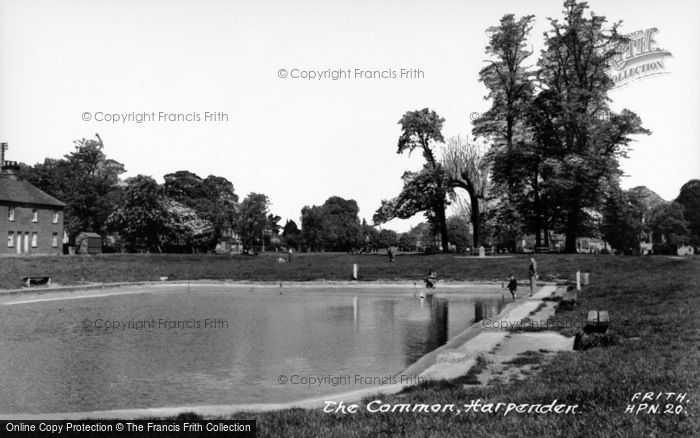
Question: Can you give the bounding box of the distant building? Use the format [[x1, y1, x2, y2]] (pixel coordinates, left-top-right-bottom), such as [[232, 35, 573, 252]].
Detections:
[[0, 161, 65, 255], [215, 226, 241, 253]]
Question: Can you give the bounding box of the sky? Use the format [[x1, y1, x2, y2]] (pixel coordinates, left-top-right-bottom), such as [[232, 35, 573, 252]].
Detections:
[[1, 0, 698, 232]]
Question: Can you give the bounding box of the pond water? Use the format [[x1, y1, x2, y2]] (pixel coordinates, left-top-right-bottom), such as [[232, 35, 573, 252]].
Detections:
[[0, 285, 505, 414]]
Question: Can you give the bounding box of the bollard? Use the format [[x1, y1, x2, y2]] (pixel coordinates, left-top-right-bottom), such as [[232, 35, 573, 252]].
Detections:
[[576, 271, 581, 291], [352, 263, 358, 280], [582, 272, 590, 285]]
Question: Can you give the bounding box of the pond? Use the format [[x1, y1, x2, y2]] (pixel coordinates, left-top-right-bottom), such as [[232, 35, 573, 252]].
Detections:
[[0, 284, 505, 414]]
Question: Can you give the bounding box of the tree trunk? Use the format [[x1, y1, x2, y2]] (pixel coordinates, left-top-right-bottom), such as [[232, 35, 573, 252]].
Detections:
[[533, 169, 542, 247], [467, 191, 480, 249], [564, 209, 579, 253], [437, 202, 449, 253]]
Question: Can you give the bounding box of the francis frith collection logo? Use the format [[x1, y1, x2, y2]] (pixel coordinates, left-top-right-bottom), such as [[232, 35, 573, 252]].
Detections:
[[607, 27, 672, 89]]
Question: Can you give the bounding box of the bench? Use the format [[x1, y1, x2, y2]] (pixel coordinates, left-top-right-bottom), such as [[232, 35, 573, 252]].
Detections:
[[22, 276, 51, 287], [584, 310, 610, 334]]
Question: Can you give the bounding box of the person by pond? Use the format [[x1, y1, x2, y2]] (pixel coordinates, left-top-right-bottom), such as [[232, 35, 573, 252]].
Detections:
[[287, 247, 293, 263], [528, 257, 538, 296], [387, 246, 395, 263], [425, 268, 438, 288], [507, 275, 518, 301]]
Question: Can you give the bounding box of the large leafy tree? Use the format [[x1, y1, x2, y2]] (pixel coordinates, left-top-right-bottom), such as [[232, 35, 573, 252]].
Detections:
[[377, 229, 400, 249], [475, 3, 651, 252], [162, 170, 209, 204], [235, 193, 272, 250], [446, 215, 472, 253], [20, 134, 125, 242], [300, 205, 325, 252], [376, 109, 451, 252], [374, 166, 452, 251], [202, 175, 239, 247], [649, 202, 690, 248], [162, 171, 238, 249], [160, 199, 215, 253], [319, 197, 363, 252], [281, 220, 301, 250], [534, 0, 650, 252], [472, 14, 540, 250], [300, 196, 363, 252], [473, 13, 535, 193], [600, 185, 645, 254], [105, 175, 164, 252]]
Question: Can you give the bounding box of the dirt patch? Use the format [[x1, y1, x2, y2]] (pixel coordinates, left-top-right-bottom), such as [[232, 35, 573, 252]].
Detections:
[[467, 332, 573, 386]]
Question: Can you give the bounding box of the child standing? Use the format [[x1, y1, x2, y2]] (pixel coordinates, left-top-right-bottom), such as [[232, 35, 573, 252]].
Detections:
[[507, 275, 518, 301]]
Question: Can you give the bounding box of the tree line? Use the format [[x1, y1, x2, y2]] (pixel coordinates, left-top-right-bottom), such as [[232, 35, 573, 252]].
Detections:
[[19, 135, 277, 253], [18, 135, 448, 253]]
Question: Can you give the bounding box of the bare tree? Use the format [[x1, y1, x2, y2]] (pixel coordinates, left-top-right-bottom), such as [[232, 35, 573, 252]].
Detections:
[[442, 136, 490, 248]]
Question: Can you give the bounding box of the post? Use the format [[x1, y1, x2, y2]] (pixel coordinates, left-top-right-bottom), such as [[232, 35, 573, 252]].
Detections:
[[576, 271, 581, 291], [352, 263, 358, 280]]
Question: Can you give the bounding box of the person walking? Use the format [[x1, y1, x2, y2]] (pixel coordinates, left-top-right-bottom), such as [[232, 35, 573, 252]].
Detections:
[[528, 257, 538, 296]]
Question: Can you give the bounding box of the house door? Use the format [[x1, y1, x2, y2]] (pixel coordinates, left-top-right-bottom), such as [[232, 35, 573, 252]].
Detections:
[[23, 233, 29, 254]]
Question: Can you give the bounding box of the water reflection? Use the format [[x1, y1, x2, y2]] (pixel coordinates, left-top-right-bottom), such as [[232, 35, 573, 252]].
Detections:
[[0, 288, 505, 413], [472, 298, 506, 325]]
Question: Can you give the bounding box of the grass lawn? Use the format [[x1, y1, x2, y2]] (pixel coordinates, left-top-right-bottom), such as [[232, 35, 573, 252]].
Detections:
[[0, 251, 662, 289], [2, 253, 698, 436]]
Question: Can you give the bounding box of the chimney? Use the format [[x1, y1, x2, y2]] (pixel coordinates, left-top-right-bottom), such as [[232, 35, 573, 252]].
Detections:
[[0, 160, 19, 180], [0, 142, 7, 167]]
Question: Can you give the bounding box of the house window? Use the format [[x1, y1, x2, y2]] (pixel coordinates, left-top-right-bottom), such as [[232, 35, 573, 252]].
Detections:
[[8, 207, 14, 221], [8, 232, 14, 247], [53, 211, 59, 224], [31, 232, 38, 248], [52, 232, 58, 248], [32, 209, 38, 223]]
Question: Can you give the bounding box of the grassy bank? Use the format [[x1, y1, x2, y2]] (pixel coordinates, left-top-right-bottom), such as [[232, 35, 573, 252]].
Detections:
[[0, 251, 671, 289]]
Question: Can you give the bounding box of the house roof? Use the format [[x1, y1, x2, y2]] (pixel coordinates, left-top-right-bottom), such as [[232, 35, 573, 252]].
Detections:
[[0, 177, 66, 207], [77, 232, 102, 238]]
